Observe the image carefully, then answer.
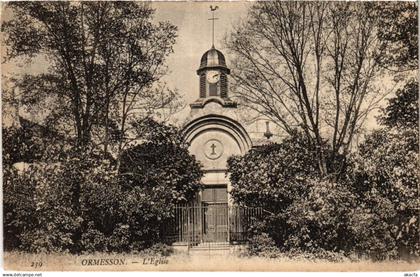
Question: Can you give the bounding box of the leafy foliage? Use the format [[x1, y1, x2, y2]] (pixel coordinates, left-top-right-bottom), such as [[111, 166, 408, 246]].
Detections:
[[3, 119, 203, 253], [4, 162, 82, 253], [228, 133, 355, 253], [120, 118, 202, 202], [3, 145, 110, 253], [284, 180, 356, 253], [3, 2, 178, 151], [3, 166, 37, 251], [345, 57, 419, 259], [380, 80, 419, 129], [374, 2, 418, 71], [228, 127, 419, 260], [2, 117, 67, 167], [2, 2, 189, 254], [228, 133, 319, 211], [117, 118, 203, 249], [226, 1, 418, 261], [247, 233, 281, 258], [348, 127, 419, 259], [358, 2, 418, 260]]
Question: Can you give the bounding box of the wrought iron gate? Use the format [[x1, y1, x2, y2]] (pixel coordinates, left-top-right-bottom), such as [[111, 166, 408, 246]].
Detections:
[[164, 204, 264, 245], [203, 203, 228, 242]]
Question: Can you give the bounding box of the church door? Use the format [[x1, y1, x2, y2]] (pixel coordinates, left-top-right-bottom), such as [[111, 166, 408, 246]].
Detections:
[[201, 186, 228, 242]]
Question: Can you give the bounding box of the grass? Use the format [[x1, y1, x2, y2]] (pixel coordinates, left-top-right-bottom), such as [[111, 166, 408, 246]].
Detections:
[[3, 250, 419, 272]]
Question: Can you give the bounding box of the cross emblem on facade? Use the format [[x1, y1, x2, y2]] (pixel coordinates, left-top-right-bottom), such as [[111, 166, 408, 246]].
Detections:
[[210, 143, 217, 155], [204, 139, 223, 160]]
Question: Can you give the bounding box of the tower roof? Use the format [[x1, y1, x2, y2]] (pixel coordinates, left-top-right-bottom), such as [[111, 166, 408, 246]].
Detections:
[[197, 46, 230, 74]]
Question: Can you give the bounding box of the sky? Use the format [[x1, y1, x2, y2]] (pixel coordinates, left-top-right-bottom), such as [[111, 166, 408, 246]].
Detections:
[[1, 1, 397, 130]]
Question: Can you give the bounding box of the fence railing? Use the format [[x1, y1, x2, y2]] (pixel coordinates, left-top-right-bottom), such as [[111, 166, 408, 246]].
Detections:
[[162, 204, 264, 246]]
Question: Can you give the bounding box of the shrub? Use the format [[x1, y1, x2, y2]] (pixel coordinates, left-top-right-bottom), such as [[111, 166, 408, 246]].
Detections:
[[138, 243, 173, 257], [107, 224, 132, 252], [79, 162, 123, 252], [4, 162, 82, 253], [348, 127, 419, 260], [228, 124, 419, 261], [3, 125, 44, 166], [348, 205, 398, 260], [247, 233, 281, 258], [284, 180, 357, 253], [228, 133, 358, 255], [120, 118, 203, 202], [3, 166, 37, 250], [227, 132, 318, 211], [117, 118, 203, 249], [80, 227, 107, 253], [3, 118, 203, 254]]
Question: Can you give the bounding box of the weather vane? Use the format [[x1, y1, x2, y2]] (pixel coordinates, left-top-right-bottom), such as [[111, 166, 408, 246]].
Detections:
[[209, 5, 219, 47]]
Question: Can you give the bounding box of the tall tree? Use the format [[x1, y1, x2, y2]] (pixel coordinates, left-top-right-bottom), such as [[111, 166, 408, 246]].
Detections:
[[225, 2, 390, 177], [3, 2, 178, 154]]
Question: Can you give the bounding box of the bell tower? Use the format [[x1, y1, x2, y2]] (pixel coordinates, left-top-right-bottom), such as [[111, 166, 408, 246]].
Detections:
[[197, 46, 230, 99], [179, 6, 253, 244], [190, 6, 236, 109]]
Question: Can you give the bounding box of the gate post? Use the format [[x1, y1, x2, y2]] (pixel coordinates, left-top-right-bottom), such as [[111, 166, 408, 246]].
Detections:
[[227, 204, 230, 243], [199, 201, 203, 243]]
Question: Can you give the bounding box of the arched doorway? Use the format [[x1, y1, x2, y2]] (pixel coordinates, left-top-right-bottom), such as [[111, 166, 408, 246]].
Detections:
[[182, 114, 252, 242]]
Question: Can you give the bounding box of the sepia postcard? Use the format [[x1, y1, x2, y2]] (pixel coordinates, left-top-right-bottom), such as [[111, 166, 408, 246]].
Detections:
[[1, 0, 419, 273]]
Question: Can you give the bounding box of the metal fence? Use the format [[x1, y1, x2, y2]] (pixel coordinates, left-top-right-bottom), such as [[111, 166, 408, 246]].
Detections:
[[163, 203, 264, 246]]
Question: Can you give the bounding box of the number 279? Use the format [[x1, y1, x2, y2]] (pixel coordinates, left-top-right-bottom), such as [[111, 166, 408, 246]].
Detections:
[[31, 261, 43, 268]]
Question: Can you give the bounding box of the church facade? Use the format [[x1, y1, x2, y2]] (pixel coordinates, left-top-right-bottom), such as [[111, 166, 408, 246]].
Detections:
[[182, 46, 252, 206], [175, 46, 270, 244]]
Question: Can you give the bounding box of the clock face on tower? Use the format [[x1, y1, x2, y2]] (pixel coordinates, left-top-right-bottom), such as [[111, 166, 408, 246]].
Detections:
[[206, 70, 220, 84]]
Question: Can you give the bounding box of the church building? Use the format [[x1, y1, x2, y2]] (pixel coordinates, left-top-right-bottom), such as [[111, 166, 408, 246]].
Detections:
[[167, 7, 278, 247], [174, 14, 275, 245], [182, 45, 252, 207]]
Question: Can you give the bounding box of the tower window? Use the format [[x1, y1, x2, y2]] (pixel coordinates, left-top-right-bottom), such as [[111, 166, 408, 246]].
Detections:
[[220, 73, 228, 98], [209, 83, 218, 96], [200, 74, 206, 98]]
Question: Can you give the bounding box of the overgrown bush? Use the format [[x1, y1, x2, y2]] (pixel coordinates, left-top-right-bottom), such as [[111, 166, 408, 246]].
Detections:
[[3, 118, 203, 254], [116, 118, 203, 250], [228, 132, 319, 211], [347, 127, 419, 260], [247, 233, 281, 258], [227, 129, 419, 261], [4, 162, 82, 253], [3, 166, 37, 251], [284, 180, 357, 253], [228, 133, 356, 254], [4, 145, 110, 253]]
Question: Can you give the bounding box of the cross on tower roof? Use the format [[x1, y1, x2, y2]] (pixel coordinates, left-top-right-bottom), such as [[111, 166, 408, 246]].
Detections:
[[209, 5, 219, 48]]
